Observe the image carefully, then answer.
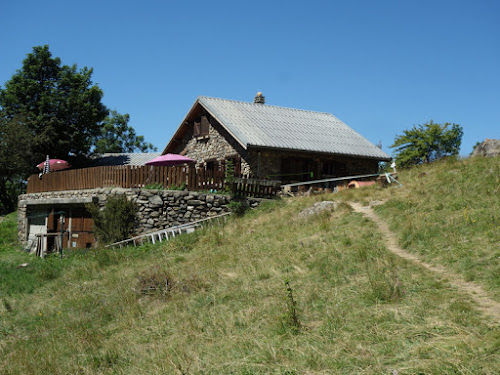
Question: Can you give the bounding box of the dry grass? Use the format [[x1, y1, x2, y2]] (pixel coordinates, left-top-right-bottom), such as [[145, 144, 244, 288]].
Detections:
[[1, 158, 500, 374], [373, 156, 500, 300]]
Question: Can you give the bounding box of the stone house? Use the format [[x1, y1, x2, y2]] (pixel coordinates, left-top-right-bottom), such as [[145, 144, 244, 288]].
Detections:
[[163, 93, 391, 184]]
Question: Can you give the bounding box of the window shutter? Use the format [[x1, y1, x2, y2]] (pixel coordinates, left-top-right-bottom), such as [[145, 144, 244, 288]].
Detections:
[[200, 116, 210, 136], [193, 122, 200, 136]]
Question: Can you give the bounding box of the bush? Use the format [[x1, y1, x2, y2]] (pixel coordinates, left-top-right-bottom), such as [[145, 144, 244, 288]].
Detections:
[[86, 195, 137, 245], [227, 198, 249, 217]]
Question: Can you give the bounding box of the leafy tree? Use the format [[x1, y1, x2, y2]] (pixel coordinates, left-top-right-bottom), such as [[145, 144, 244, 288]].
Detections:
[[0, 45, 156, 212], [0, 45, 108, 162], [94, 110, 157, 153], [0, 116, 32, 213], [391, 121, 463, 168]]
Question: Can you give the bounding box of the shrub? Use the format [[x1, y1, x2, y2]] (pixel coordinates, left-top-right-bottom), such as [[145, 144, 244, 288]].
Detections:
[[227, 198, 249, 217], [86, 195, 137, 245]]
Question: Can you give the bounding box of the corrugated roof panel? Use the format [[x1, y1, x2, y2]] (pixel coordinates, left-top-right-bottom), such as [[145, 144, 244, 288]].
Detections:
[[198, 97, 390, 160], [90, 153, 161, 167]]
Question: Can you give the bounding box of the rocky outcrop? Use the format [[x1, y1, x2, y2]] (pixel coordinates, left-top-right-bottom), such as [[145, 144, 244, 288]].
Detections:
[[471, 139, 500, 157]]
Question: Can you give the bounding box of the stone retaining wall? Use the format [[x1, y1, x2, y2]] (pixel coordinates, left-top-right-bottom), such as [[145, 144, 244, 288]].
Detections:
[[18, 188, 264, 243]]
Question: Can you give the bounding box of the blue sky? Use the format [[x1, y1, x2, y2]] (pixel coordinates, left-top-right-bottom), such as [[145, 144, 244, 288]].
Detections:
[[1, 0, 499, 156]]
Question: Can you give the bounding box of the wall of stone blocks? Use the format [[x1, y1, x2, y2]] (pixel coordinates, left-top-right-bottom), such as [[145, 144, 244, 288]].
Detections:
[[18, 188, 264, 245]]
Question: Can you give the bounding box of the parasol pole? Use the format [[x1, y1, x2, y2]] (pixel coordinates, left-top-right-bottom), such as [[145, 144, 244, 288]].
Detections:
[[43, 155, 50, 174]]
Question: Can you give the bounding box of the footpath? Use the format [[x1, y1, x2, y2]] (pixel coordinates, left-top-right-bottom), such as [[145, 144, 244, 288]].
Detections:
[[350, 201, 500, 325]]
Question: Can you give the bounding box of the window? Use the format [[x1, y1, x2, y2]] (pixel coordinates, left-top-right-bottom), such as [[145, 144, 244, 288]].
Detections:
[[194, 116, 210, 137], [322, 161, 346, 177]]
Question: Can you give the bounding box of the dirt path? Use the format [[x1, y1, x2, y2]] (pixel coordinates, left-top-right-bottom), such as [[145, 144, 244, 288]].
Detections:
[[349, 202, 500, 325]]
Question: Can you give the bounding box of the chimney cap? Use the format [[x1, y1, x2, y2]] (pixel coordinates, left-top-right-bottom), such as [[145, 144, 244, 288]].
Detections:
[[254, 91, 265, 104]]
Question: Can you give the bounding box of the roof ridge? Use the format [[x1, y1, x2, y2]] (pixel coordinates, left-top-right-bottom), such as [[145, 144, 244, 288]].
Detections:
[[197, 96, 334, 116]]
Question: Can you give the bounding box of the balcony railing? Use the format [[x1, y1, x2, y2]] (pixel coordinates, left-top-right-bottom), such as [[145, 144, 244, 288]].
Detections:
[[27, 165, 279, 199]]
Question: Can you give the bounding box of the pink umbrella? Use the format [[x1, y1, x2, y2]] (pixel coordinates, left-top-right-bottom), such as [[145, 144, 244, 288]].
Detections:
[[36, 159, 71, 172], [145, 154, 195, 166]]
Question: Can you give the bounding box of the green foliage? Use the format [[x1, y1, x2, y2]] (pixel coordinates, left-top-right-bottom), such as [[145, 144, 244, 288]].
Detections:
[[0, 116, 32, 213], [227, 197, 249, 216], [86, 195, 137, 244], [0, 45, 108, 162], [94, 110, 157, 153], [225, 159, 235, 184], [168, 183, 186, 190], [391, 120, 463, 168], [144, 183, 164, 190], [0, 45, 157, 211]]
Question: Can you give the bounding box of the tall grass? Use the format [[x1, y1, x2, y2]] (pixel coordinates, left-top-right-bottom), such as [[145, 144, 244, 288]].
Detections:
[[375, 156, 500, 299], [1, 176, 500, 374]]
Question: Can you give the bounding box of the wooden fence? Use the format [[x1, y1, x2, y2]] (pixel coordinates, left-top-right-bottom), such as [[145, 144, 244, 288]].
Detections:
[[27, 165, 279, 198]]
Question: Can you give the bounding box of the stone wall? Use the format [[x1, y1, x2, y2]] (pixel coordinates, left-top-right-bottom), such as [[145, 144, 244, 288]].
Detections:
[[171, 112, 251, 174], [18, 188, 263, 243]]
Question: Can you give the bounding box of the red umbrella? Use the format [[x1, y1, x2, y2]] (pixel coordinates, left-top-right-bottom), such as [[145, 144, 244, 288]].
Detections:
[[145, 154, 195, 166], [36, 159, 71, 172]]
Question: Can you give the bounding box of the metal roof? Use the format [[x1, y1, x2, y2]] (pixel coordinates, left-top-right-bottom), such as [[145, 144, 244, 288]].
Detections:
[[89, 153, 161, 167], [197, 96, 390, 160]]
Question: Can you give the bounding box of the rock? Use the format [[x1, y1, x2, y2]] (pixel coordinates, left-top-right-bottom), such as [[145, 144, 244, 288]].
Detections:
[[148, 195, 163, 206], [471, 139, 500, 157], [187, 199, 203, 206], [298, 201, 338, 218]]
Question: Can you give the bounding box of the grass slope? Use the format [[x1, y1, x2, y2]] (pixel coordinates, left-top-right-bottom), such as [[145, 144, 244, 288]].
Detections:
[[1, 156, 500, 374], [374, 156, 500, 300]]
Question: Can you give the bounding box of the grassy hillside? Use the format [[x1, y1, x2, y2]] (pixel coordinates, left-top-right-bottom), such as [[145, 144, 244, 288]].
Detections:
[[375, 156, 500, 299], [1, 156, 500, 374]]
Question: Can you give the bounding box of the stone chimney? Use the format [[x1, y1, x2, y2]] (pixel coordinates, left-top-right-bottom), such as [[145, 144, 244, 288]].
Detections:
[[254, 92, 265, 104]]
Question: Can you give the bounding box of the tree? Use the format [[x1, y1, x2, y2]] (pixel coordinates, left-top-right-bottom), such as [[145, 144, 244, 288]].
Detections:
[[0, 45, 108, 163], [94, 110, 157, 153], [391, 121, 463, 168], [0, 45, 157, 213], [0, 116, 32, 213]]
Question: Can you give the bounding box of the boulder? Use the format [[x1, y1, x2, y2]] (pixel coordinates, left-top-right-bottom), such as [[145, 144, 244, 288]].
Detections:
[[298, 201, 338, 218], [471, 139, 500, 157]]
